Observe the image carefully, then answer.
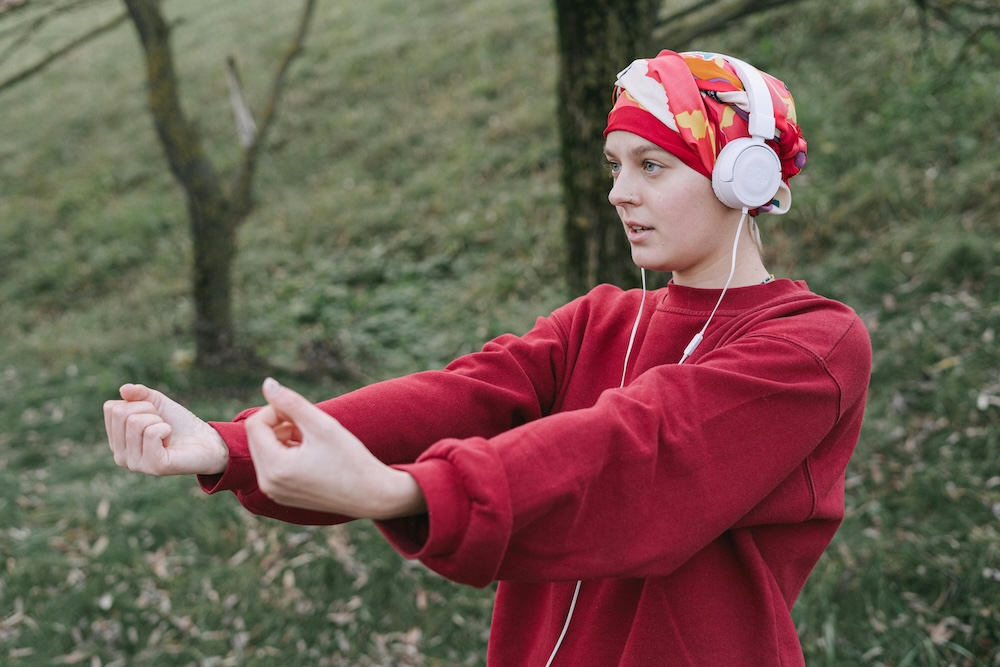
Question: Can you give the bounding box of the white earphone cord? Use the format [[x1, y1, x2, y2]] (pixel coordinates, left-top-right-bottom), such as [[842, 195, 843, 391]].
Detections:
[[544, 210, 746, 666], [619, 267, 647, 386], [545, 268, 646, 667], [678, 208, 748, 364]]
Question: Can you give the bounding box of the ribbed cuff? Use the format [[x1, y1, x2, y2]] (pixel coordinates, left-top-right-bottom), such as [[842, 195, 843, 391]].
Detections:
[[197, 420, 256, 494], [376, 458, 470, 558]]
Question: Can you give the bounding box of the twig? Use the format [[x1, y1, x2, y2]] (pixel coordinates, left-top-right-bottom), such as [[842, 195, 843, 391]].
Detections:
[[0, 7, 126, 95], [226, 55, 257, 148], [657, 0, 721, 27], [654, 0, 804, 47], [253, 0, 316, 146], [0, 9, 47, 68], [228, 0, 316, 212]]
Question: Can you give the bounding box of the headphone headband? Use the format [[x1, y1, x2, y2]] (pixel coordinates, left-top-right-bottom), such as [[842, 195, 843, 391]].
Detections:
[[721, 56, 776, 143]]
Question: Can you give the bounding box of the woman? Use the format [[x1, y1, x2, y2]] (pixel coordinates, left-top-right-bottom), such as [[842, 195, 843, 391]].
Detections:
[[105, 50, 871, 665]]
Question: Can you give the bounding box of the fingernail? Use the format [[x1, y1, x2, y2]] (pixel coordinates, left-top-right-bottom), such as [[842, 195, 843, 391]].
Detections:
[[263, 377, 282, 398]]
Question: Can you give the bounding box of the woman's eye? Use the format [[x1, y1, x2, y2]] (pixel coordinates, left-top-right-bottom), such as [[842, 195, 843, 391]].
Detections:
[[642, 161, 661, 174], [606, 161, 621, 177]]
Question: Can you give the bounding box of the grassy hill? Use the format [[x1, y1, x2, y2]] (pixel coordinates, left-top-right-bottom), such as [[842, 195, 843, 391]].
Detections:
[[0, 0, 997, 664]]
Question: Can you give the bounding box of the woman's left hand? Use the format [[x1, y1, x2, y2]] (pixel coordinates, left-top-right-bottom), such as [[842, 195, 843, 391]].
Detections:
[[245, 378, 426, 519]]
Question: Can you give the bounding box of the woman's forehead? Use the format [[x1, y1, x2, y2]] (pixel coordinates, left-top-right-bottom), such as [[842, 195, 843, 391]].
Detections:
[[604, 131, 673, 157]]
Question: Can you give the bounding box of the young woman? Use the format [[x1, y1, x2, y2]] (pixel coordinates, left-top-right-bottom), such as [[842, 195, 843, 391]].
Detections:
[[105, 50, 871, 665]]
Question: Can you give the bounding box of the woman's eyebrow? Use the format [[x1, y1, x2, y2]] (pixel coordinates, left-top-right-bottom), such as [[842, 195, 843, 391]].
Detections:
[[603, 143, 671, 159]]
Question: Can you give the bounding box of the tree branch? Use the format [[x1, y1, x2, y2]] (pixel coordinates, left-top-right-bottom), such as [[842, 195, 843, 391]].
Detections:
[[0, 7, 126, 94], [228, 0, 316, 215], [0, 8, 48, 69], [0, 0, 112, 52], [225, 55, 257, 148], [255, 0, 316, 143], [913, 0, 999, 69], [0, 0, 30, 16], [654, 0, 804, 48], [657, 0, 721, 27]]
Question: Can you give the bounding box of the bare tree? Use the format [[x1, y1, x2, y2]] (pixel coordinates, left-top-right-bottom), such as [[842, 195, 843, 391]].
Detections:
[[1, 0, 316, 368], [123, 0, 316, 368]]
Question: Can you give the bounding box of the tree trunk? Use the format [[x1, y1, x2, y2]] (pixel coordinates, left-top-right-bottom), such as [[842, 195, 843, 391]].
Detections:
[[554, 0, 661, 295], [189, 198, 239, 368], [123, 0, 237, 367]]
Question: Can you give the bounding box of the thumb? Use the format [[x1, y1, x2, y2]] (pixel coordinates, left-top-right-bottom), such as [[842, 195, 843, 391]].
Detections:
[[261, 378, 325, 431], [120, 383, 171, 410], [119, 383, 152, 402]]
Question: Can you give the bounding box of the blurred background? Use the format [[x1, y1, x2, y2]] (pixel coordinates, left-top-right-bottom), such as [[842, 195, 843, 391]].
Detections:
[[0, 0, 997, 664]]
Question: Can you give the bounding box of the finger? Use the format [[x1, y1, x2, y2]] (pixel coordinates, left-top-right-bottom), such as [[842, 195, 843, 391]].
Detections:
[[110, 409, 152, 468], [245, 405, 293, 497], [272, 421, 302, 446], [124, 412, 164, 471], [140, 421, 173, 474], [108, 385, 154, 449], [119, 383, 150, 401], [109, 413, 128, 467], [246, 403, 282, 431], [245, 405, 283, 461], [104, 399, 124, 449], [121, 383, 177, 416], [107, 400, 158, 456], [261, 378, 333, 434], [104, 397, 149, 449]]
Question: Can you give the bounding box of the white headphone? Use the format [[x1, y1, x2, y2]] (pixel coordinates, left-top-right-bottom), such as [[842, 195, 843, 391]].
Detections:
[[710, 56, 782, 211]]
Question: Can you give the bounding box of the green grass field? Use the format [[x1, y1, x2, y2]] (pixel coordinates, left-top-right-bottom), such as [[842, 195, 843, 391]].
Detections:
[[1, 0, 998, 664]]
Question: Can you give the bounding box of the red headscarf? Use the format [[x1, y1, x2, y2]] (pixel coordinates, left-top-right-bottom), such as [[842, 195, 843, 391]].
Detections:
[[604, 50, 807, 215]]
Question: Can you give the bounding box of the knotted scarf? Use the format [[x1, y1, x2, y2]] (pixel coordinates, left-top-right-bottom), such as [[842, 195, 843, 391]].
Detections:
[[604, 50, 807, 215]]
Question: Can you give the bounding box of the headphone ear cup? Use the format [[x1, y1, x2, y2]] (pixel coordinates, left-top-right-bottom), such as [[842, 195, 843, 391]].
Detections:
[[712, 138, 783, 210]]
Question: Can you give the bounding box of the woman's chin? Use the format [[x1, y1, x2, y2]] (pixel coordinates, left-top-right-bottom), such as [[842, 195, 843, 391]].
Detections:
[[630, 252, 669, 274]]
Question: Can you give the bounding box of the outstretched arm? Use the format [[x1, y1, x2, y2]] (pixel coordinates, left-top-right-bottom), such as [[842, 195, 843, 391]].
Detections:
[[197, 311, 576, 523]]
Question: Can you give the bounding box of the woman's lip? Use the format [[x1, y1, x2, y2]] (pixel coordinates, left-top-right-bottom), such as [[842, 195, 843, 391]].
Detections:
[[624, 222, 654, 242], [623, 219, 652, 230]]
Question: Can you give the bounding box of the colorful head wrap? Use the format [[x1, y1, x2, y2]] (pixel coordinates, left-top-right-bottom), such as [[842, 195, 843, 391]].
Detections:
[[604, 50, 807, 215]]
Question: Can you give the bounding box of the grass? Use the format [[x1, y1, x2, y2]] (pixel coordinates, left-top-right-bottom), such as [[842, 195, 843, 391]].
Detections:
[[1, 0, 998, 664]]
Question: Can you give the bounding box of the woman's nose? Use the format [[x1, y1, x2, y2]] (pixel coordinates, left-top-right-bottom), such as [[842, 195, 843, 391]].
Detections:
[[608, 178, 636, 207]]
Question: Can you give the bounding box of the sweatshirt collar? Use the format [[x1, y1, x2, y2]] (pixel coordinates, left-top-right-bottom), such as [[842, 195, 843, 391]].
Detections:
[[659, 278, 804, 314]]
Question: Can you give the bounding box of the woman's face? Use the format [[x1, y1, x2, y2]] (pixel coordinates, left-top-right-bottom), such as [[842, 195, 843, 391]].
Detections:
[[604, 130, 741, 286]]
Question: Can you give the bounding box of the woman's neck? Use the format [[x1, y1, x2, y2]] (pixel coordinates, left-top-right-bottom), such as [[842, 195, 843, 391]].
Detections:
[[672, 246, 770, 289]]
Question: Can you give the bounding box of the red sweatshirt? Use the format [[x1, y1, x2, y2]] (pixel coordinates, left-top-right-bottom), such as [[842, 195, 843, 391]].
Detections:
[[200, 279, 871, 666]]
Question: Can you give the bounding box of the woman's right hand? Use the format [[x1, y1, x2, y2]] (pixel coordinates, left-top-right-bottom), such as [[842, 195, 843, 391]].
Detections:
[[104, 384, 229, 476]]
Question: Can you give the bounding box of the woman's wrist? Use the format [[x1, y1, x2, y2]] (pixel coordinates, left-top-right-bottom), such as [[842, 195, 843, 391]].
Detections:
[[206, 429, 230, 475], [371, 469, 427, 520]]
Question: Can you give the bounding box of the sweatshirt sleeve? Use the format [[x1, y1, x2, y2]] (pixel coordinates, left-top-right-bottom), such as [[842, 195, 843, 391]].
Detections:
[[196, 309, 574, 525], [376, 315, 872, 586]]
